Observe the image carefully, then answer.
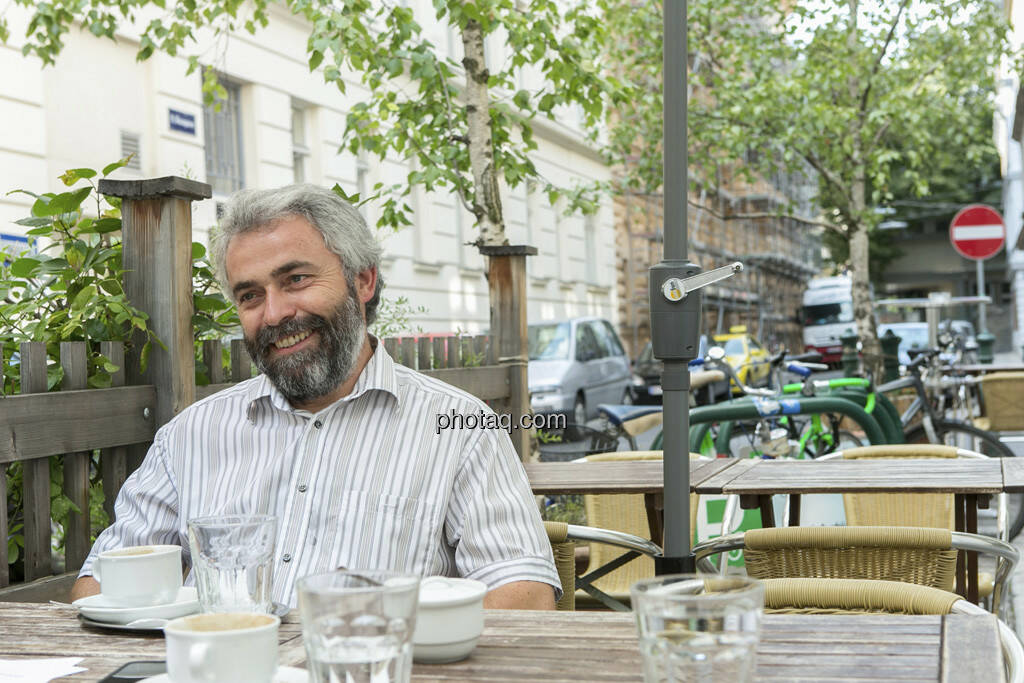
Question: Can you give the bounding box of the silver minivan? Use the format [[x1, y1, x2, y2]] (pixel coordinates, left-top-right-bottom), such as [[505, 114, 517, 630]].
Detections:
[[527, 317, 632, 424]]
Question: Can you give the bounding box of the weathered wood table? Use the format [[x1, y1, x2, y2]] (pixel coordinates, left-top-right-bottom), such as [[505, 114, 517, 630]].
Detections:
[[0, 604, 1004, 682], [695, 457, 1008, 602], [525, 457, 740, 542]]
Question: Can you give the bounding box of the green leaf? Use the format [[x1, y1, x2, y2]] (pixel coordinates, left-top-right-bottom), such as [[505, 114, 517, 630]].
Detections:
[[14, 216, 53, 228], [308, 50, 324, 70], [71, 284, 97, 310], [191, 242, 206, 259], [59, 168, 98, 186], [102, 158, 130, 176], [10, 258, 40, 278], [92, 217, 122, 234]]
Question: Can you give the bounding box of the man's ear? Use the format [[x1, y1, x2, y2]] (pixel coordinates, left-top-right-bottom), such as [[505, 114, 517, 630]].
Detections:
[[355, 266, 377, 305]]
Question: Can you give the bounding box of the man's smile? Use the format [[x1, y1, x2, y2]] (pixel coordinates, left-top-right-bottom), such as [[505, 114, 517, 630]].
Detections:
[[272, 329, 315, 353]]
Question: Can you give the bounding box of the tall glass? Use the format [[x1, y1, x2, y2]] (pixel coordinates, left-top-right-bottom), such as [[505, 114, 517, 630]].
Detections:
[[187, 514, 277, 614], [631, 574, 764, 683], [297, 570, 420, 683]]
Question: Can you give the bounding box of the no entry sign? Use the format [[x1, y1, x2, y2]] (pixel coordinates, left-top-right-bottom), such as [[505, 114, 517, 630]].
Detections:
[[949, 204, 1005, 261]]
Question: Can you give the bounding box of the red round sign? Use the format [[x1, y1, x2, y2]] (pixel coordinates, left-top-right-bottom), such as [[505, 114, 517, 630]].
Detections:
[[949, 204, 1005, 261]]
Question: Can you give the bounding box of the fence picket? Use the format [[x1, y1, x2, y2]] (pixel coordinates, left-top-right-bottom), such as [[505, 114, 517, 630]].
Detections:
[[432, 338, 445, 371], [20, 342, 51, 581], [384, 337, 398, 359], [99, 342, 129, 527], [231, 340, 252, 381], [461, 337, 475, 367], [400, 338, 415, 368], [60, 342, 91, 571], [0, 464, 6, 587], [417, 338, 431, 371], [203, 340, 224, 384]]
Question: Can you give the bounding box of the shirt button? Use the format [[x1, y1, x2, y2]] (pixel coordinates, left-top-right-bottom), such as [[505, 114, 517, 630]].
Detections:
[[313, 420, 323, 429], [282, 554, 292, 563], [298, 484, 308, 493]]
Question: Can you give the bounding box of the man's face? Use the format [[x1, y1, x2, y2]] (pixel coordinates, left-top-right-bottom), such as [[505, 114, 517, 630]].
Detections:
[[225, 216, 371, 405]]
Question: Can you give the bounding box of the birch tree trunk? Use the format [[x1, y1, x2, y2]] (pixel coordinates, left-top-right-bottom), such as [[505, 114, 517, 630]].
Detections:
[[846, 0, 881, 377], [461, 19, 507, 247]]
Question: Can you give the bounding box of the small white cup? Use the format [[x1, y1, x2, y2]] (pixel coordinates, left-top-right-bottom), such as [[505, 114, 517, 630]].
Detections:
[[413, 576, 487, 664], [93, 544, 182, 607], [164, 612, 280, 683]]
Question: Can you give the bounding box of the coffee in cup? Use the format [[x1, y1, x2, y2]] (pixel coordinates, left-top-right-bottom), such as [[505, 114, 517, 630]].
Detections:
[[164, 612, 280, 683], [93, 544, 182, 607]]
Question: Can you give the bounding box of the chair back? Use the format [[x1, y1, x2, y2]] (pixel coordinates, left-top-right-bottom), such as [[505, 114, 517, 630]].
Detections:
[[742, 526, 958, 592], [979, 372, 1024, 432], [763, 577, 961, 615], [575, 451, 700, 601], [838, 445, 957, 529]]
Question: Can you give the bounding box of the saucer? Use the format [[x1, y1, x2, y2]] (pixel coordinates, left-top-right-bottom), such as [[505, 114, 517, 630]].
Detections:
[[140, 665, 309, 683], [73, 587, 199, 624]]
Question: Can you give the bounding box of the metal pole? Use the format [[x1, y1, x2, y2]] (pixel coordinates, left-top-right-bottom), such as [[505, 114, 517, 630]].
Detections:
[[658, 0, 693, 570], [977, 259, 988, 332]]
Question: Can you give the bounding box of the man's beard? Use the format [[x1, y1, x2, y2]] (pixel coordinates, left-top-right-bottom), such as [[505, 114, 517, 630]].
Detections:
[[244, 293, 366, 406]]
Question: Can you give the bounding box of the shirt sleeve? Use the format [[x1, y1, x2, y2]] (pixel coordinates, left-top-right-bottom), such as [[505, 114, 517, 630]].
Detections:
[[78, 434, 183, 578], [447, 424, 562, 600]]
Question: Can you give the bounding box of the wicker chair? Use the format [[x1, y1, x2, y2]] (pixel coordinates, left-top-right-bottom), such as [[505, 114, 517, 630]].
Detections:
[[542, 520, 662, 611], [692, 525, 1019, 617], [571, 451, 702, 610], [974, 372, 1024, 434], [763, 578, 1023, 683]]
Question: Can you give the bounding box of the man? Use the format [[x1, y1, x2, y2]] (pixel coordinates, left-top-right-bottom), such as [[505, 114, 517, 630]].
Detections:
[[72, 184, 559, 609]]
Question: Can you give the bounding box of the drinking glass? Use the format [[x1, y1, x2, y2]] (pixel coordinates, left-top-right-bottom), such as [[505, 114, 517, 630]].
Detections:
[[631, 574, 764, 683], [187, 514, 277, 614], [297, 569, 420, 683]]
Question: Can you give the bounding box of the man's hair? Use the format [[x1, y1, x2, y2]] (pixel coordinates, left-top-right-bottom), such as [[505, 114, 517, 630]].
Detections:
[[211, 184, 385, 324]]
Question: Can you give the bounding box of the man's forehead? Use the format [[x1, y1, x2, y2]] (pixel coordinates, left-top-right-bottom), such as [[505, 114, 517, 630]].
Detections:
[[225, 218, 340, 282]]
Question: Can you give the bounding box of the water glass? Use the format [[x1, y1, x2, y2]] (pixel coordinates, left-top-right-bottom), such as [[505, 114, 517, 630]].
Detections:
[[297, 569, 420, 683], [631, 574, 764, 683], [187, 514, 277, 614]]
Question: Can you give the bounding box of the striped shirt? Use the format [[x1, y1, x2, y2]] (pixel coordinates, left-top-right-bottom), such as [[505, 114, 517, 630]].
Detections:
[[80, 339, 560, 606]]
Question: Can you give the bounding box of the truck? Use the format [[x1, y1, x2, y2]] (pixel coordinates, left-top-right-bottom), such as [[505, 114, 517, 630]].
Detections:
[[801, 276, 855, 364]]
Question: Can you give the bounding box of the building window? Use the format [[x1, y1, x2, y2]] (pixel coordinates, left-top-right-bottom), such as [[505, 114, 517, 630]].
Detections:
[[120, 131, 141, 170], [203, 79, 244, 195], [291, 104, 310, 184], [585, 214, 597, 284]]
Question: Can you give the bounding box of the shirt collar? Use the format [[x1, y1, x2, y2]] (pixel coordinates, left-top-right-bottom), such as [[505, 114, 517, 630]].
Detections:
[[245, 336, 400, 421]]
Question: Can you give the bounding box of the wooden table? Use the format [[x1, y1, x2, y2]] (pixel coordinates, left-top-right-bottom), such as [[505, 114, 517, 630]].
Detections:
[[696, 457, 1007, 602], [0, 604, 1003, 682], [525, 457, 740, 542]]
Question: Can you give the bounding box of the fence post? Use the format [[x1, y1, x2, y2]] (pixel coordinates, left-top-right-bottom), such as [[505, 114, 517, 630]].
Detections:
[[478, 245, 536, 461], [20, 342, 51, 581], [98, 177, 212, 431]]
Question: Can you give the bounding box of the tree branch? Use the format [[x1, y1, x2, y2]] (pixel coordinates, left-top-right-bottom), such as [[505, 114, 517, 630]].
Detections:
[[858, 0, 910, 115]]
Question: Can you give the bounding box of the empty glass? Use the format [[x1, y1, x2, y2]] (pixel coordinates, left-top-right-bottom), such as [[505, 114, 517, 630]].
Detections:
[[631, 574, 764, 683], [187, 514, 277, 614], [297, 570, 420, 683]]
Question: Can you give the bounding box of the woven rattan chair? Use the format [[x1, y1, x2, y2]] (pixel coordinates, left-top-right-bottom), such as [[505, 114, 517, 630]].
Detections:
[[975, 372, 1024, 434], [542, 520, 662, 611], [571, 451, 701, 610], [763, 578, 1023, 683], [693, 525, 1019, 617]]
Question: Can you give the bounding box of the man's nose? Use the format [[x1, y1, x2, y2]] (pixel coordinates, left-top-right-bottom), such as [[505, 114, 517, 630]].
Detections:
[[262, 288, 297, 328]]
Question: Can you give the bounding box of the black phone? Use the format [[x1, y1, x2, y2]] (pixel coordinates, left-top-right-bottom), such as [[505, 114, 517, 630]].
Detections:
[[98, 660, 167, 682]]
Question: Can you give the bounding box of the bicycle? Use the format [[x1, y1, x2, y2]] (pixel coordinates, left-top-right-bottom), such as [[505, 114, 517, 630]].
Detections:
[[876, 349, 1024, 540]]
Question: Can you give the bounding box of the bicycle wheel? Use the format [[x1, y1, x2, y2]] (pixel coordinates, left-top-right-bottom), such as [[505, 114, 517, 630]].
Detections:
[[904, 419, 1024, 541]]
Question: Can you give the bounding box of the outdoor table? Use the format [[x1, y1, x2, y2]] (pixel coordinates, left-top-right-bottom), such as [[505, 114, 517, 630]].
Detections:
[[525, 457, 740, 542], [0, 603, 1004, 682], [696, 457, 1007, 602]]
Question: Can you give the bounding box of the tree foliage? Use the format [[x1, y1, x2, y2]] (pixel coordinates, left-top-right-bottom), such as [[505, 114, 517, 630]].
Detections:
[[600, 0, 1019, 370], [2, 0, 626, 245]]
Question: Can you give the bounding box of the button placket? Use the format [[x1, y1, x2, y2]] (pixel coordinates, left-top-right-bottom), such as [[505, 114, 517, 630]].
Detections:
[[279, 417, 322, 569]]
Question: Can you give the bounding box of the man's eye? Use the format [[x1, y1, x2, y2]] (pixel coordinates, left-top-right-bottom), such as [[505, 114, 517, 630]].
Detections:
[[289, 274, 308, 284], [239, 292, 256, 303]]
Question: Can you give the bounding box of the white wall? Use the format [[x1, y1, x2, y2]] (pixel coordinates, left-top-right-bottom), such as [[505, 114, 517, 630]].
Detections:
[[1, 2, 617, 334]]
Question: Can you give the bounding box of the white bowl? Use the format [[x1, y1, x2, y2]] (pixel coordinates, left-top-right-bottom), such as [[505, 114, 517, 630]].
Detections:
[[413, 576, 487, 664]]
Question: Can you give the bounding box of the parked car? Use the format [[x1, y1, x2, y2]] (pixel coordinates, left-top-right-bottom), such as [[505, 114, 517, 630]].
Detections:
[[712, 326, 770, 393], [629, 336, 729, 404], [528, 318, 632, 424], [878, 322, 930, 366]]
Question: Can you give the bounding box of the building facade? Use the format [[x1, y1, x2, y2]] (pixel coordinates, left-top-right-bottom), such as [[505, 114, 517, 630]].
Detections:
[[0, 2, 618, 335]]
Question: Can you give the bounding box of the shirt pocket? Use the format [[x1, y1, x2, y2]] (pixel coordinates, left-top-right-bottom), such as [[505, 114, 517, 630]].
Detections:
[[331, 491, 441, 574]]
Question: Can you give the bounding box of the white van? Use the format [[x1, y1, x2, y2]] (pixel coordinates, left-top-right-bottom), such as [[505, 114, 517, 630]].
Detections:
[[801, 276, 855, 364]]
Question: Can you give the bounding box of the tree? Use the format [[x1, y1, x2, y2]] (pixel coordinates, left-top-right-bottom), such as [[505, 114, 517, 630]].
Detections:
[[3, 0, 622, 247], [601, 0, 1019, 373]]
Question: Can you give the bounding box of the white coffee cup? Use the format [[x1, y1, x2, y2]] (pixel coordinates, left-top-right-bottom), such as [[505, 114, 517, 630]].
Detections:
[[164, 612, 280, 683], [93, 544, 182, 607]]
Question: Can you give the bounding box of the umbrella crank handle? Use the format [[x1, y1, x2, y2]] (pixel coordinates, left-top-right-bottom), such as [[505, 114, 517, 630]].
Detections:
[[659, 262, 744, 302]]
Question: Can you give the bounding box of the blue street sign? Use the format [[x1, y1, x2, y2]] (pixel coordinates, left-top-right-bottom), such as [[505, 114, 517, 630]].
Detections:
[[169, 109, 196, 135]]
